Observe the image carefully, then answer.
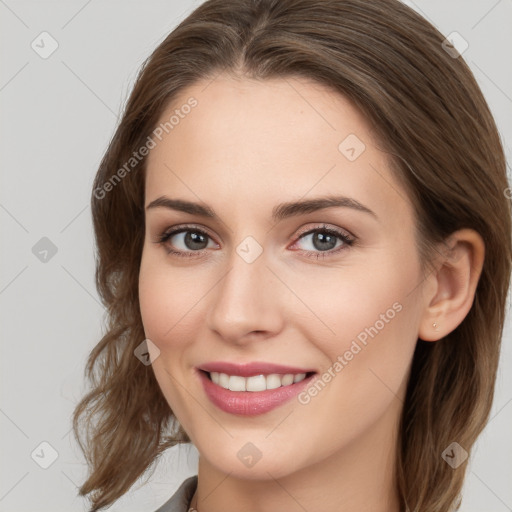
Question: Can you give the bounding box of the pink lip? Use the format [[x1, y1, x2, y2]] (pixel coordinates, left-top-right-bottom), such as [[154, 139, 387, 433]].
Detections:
[[196, 367, 316, 416], [199, 361, 316, 377]]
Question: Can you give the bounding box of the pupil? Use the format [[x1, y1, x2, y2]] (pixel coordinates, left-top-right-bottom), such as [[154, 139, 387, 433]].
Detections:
[[186, 231, 208, 250], [313, 232, 337, 251]]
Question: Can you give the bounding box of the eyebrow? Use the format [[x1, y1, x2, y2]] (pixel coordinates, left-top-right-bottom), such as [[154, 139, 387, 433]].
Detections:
[[145, 195, 377, 221]]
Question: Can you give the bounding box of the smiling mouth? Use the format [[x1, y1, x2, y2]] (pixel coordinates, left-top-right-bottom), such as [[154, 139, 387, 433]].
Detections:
[[201, 370, 316, 392]]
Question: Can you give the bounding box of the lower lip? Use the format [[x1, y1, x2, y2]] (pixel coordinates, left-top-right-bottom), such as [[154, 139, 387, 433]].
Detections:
[[197, 370, 316, 416]]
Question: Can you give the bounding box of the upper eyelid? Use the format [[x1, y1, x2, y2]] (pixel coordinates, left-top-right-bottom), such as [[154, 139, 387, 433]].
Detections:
[[161, 223, 218, 239], [294, 224, 353, 240]]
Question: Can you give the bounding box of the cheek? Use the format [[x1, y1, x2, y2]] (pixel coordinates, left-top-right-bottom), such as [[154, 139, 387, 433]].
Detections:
[[138, 249, 220, 357], [138, 255, 201, 421], [295, 261, 417, 355], [290, 253, 422, 425], [139, 260, 168, 342], [290, 267, 419, 449], [138, 254, 193, 347]]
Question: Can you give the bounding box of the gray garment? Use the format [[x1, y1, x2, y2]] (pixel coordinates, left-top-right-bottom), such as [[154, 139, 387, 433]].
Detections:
[[154, 475, 198, 512]]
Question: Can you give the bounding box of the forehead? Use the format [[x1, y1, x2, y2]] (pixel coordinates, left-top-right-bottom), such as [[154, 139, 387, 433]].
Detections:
[[144, 75, 412, 225]]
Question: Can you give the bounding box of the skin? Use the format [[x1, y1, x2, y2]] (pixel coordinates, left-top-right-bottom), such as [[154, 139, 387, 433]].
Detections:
[[138, 75, 484, 512]]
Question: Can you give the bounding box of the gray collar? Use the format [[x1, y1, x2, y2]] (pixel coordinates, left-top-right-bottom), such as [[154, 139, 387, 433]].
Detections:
[[154, 475, 198, 512]]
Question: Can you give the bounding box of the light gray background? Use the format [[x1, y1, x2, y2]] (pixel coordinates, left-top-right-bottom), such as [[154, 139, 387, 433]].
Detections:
[[0, 1, 511, 511]]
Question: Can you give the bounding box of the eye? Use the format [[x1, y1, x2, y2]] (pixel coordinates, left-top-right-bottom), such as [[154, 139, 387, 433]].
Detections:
[[290, 224, 355, 259], [154, 225, 218, 258], [153, 223, 355, 260]]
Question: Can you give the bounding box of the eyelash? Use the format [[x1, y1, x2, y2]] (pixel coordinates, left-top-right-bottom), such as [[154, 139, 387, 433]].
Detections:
[[153, 223, 355, 260]]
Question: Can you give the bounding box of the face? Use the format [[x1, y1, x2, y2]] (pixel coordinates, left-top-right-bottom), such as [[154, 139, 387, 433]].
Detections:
[[139, 74, 427, 481]]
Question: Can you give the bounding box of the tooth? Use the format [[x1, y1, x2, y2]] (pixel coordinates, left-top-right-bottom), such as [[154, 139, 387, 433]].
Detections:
[[266, 374, 282, 389], [246, 374, 267, 392], [211, 371, 308, 391], [281, 374, 294, 386], [219, 372, 230, 388], [228, 375, 246, 391]]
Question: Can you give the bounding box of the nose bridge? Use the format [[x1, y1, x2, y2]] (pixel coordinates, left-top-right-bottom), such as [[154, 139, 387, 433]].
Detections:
[[206, 242, 282, 342]]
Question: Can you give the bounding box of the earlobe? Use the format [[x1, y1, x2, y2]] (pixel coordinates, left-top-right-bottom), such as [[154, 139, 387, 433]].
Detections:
[[418, 229, 485, 342]]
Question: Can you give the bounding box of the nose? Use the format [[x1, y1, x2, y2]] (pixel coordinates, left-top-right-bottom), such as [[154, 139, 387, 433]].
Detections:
[[205, 246, 284, 345]]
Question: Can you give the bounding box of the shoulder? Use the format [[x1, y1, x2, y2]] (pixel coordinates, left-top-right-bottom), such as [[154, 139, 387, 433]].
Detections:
[[153, 475, 198, 512]]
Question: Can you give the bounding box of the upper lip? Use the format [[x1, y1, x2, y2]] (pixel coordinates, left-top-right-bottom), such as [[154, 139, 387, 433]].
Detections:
[[199, 361, 316, 377]]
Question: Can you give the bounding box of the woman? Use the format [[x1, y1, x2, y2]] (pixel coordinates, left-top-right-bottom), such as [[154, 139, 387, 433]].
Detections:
[[73, 0, 511, 511]]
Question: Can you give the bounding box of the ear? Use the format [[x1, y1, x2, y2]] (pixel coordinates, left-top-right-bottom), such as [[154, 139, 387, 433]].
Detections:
[[418, 229, 485, 342]]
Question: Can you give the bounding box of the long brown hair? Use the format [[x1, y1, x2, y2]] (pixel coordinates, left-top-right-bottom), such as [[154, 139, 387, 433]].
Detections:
[[72, 0, 512, 510]]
